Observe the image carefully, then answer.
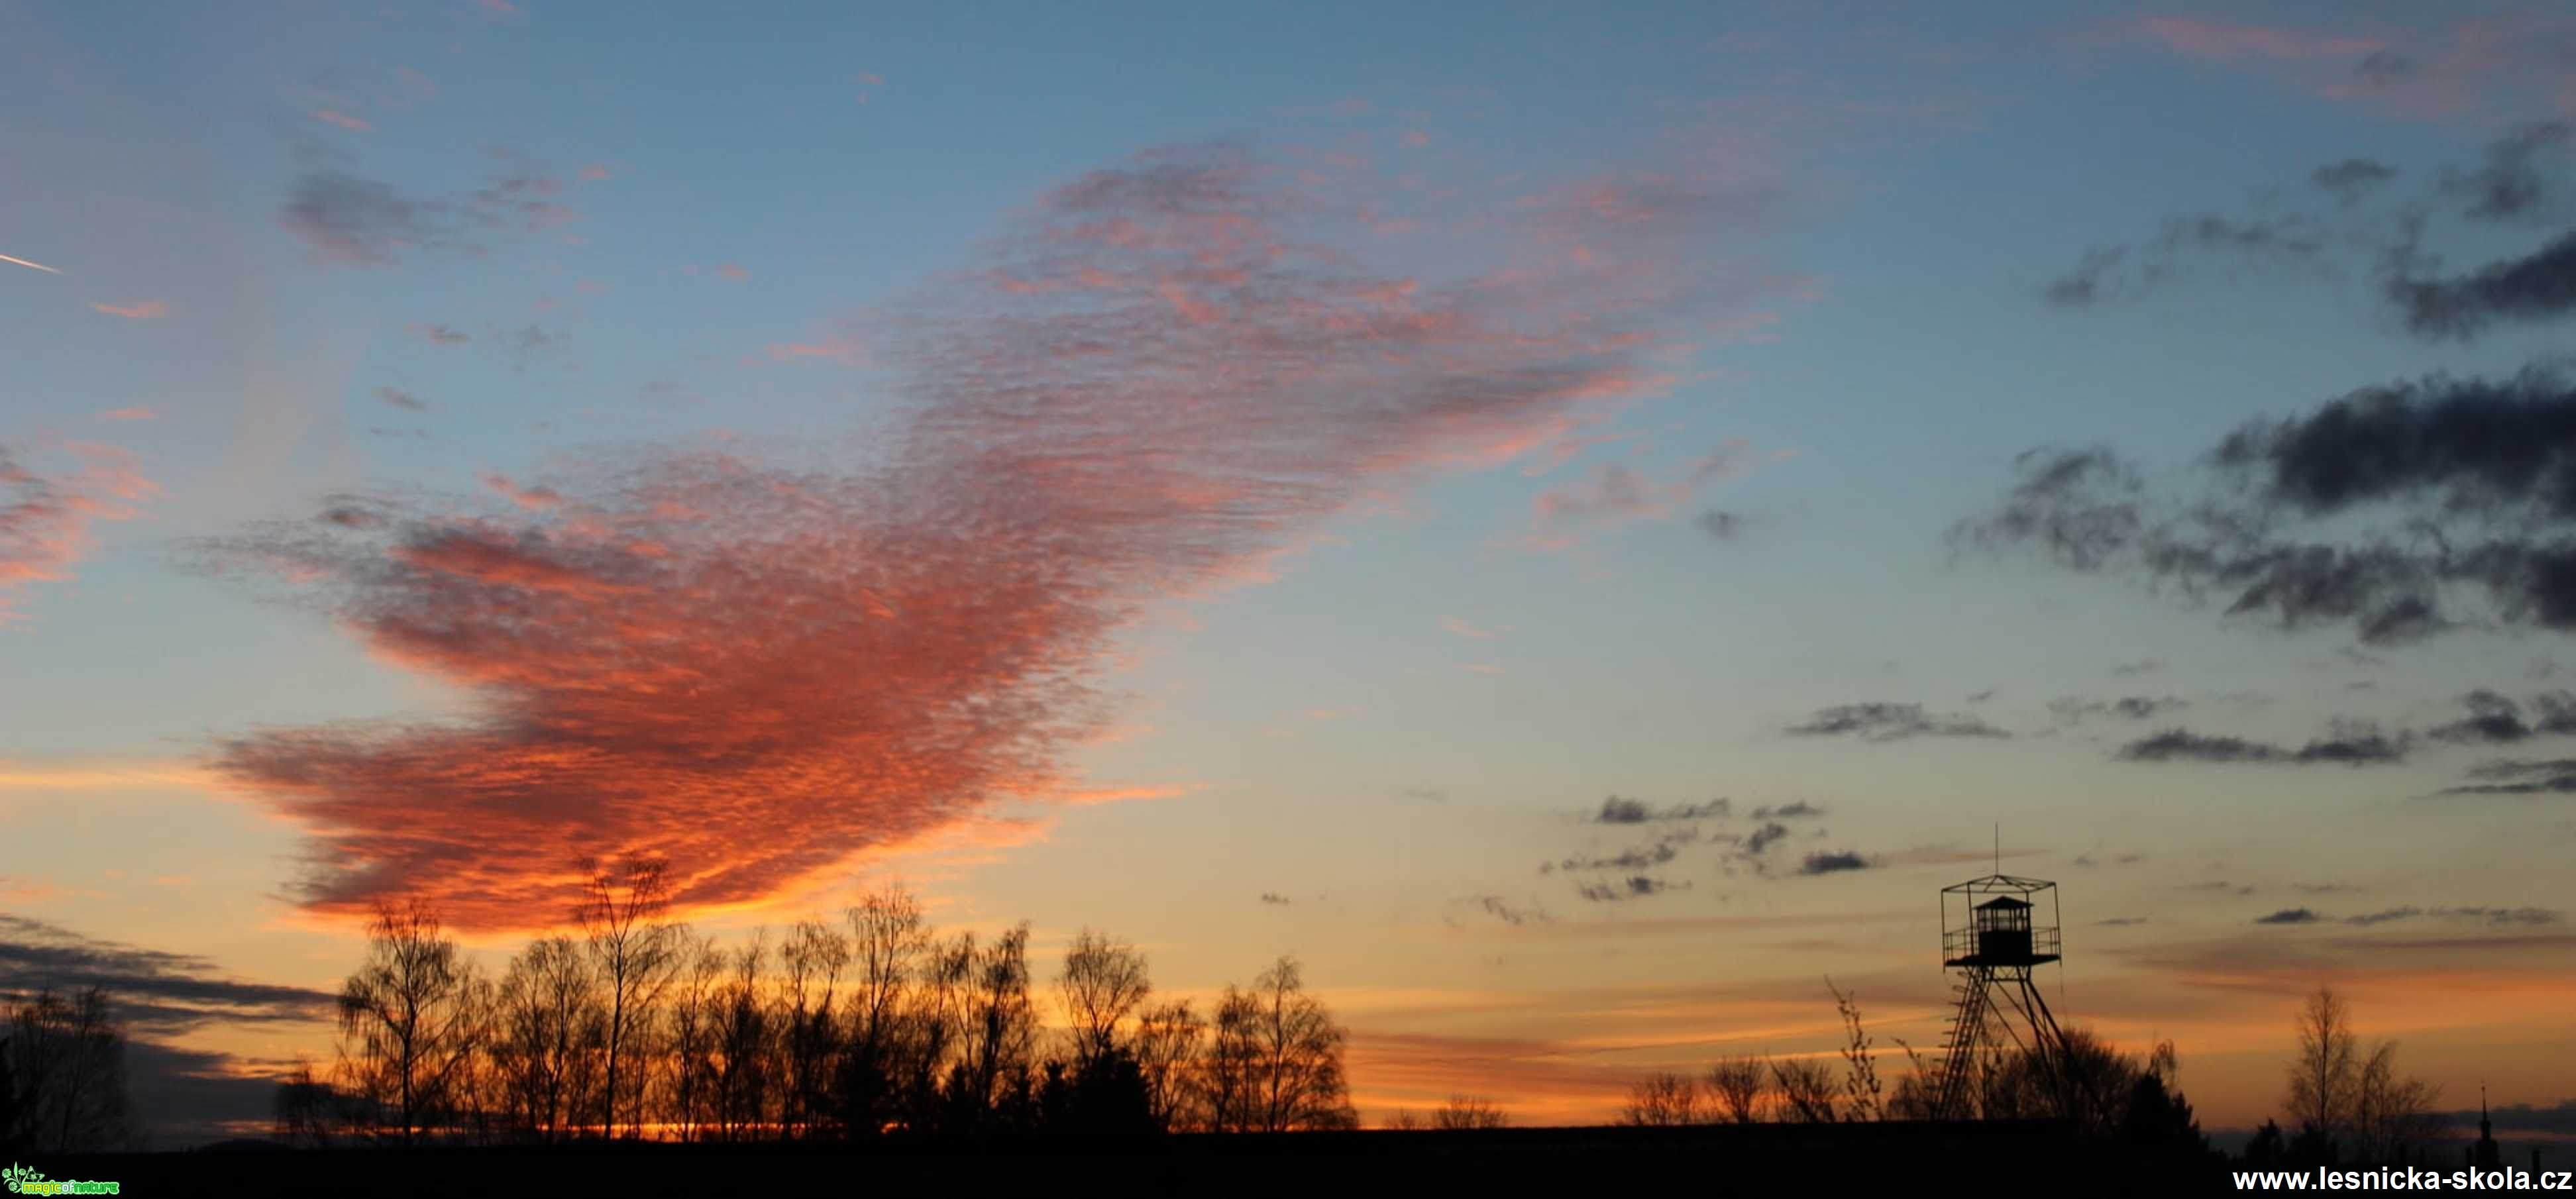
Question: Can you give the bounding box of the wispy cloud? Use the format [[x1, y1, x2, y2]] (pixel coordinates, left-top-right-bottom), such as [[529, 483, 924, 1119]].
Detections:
[[89, 299, 168, 319], [1440, 615, 1500, 639], [279, 147, 586, 268], [2121, 12, 2576, 123], [1785, 702, 2008, 741], [2115, 722, 2407, 766], [1, 441, 157, 624], [0, 915, 333, 1036]]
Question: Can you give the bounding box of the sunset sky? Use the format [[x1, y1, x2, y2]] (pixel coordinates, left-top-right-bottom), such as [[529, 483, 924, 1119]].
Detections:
[[5, 0, 2575, 1146]]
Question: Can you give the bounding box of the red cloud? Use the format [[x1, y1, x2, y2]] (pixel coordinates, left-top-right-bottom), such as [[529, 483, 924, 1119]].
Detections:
[[208, 141, 1789, 929], [91, 299, 168, 319], [1, 442, 156, 623]]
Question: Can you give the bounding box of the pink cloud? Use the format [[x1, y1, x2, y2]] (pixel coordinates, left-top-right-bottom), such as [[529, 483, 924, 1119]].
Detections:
[[313, 109, 374, 132], [478, 472, 565, 510], [1, 441, 158, 624], [471, 0, 523, 19], [386, 67, 439, 111], [89, 299, 168, 320], [2126, 11, 2576, 122], [1057, 784, 1193, 806], [206, 140, 1793, 928], [1440, 615, 1499, 639], [2137, 16, 2385, 62], [93, 407, 159, 421], [763, 331, 865, 365]]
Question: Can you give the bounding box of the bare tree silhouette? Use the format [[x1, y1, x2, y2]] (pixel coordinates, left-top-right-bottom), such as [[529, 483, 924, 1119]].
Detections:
[[1768, 1057, 1840, 1123], [337, 900, 489, 1143], [1828, 978, 1883, 1121], [2283, 986, 2443, 1163], [3, 986, 131, 1153], [1134, 998, 1207, 1131], [576, 857, 680, 1140], [1057, 929, 1150, 1069], [778, 919, 849, 1137], [1206, 957, 1356, 1132], [1705, 1055, 1766, 1124], [1432, 1093, 1507, 1129], [489, 936, 605, 1141], [1619, 1072, 1702, 1126], [2286, 986, 2358, 1143]]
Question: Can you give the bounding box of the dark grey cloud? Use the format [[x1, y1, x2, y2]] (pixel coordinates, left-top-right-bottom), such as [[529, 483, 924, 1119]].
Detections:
[[1748, 801, 1823, 820], [2428, 689, 2576, 744], [280, 170, 474, 266], [1959, 369, 2576, 645], [2095, 916, 2149, 927], [0, 914, 335, 1037], [2292, 906, 2561, 927], [1576, 874, 1684, 901], [1786, 702, 2007, 741], [404, 322, 471, 346], [2042, 129, 2571, 337], [1548, 829, 1696, 874], [278, 147, 582, 269], [374, 386, 431, 412], [1471, 895, 1546, 925], [2043, 214, 2332, 307], [2387, 231, 2576, 340], [1798, 851, 1870, 876], [2312, 158, 2398, 204], [1398, 786, 1448, 803], [2447, 122, 2570, 221], [1744, 821, 1790, 856], [2112, 658, 2163, 676], [1593, 795, 1731, 823], [127, 1039, 288, 1149], [2181, 880, 2258, 897], [2437, 755, 2576, 797], [2116, 723, 2406, 766], [1260, 892, 1291, 906], [1694, 509, 1743, 540], [2050, 695, 2188, 723], [2440, 1099, 2576, 1137], [2255, 908, 2322, 924]]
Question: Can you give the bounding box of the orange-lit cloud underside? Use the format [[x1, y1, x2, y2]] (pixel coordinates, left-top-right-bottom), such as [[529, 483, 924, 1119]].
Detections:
[[206, 142, 1782, 930]]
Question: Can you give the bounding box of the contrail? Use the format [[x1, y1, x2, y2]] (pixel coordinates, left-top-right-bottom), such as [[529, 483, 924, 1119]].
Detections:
[[1, 252, 64, 274]]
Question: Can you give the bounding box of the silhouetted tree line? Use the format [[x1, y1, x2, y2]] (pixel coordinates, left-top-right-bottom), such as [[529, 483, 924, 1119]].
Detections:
[[277, 862, 1358, 1145], [0, 987, 134, 1153], [1618, 978, 2212, 1160]]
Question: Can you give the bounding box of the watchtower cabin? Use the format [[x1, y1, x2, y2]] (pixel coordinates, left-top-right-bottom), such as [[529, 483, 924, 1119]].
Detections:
[[1944, 894, 2059, 971]]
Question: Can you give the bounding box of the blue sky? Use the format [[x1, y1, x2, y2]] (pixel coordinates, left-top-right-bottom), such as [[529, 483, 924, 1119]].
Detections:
[[5, 0, 2575, 1143]]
